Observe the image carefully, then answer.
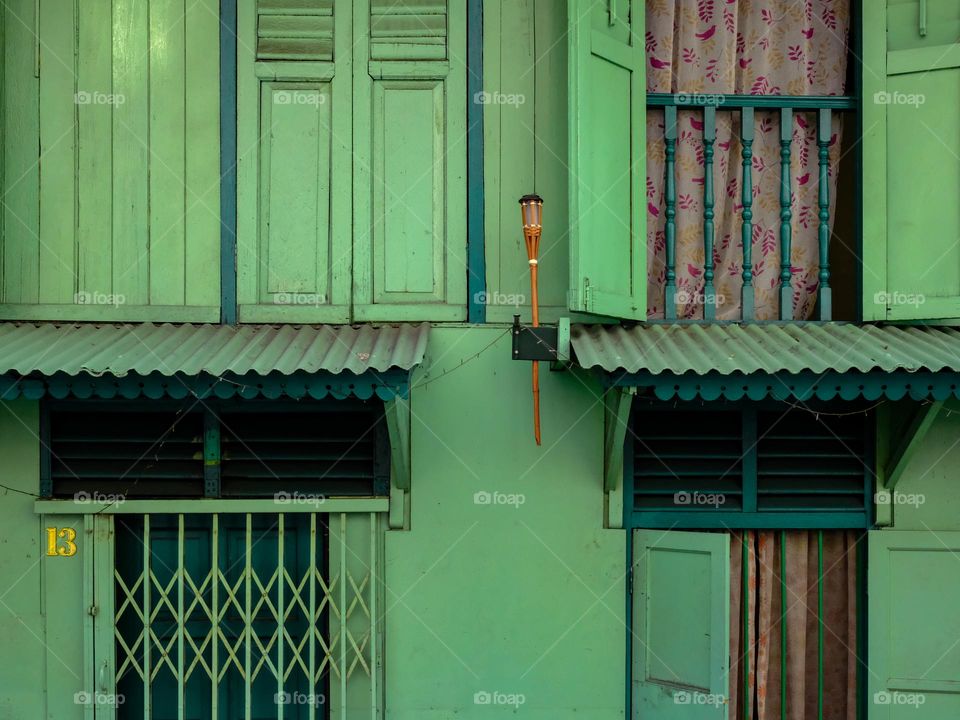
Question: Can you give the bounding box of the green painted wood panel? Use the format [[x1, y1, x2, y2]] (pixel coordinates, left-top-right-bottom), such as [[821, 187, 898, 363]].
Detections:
[[237, 0, 352, 324], [1, 0, 40, 306], [865, 0, 960, 322], [482, 0, 571, 325], [1, 0, 220, 321], [632, 529, 729, 719], [869, 530, 960, 718], [353, 0, 467, 321], [568, 0, 645, 320]]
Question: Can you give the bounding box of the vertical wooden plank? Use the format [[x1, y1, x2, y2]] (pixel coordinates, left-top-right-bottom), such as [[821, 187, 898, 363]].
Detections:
[[860, 0, 886, 320], [185, 0, 221, 309], [740, 106, 755, 321], [112, 0, 150, 305], [76, 0, 113, 303], [779, 107, 793, 321], [742, 532, 750, 719], [369, 512, 378, 720], [235, 0, 257, 312], [148, 0, 186, 306], [663, 105, 677, 320], [38, 0, 77, 304], [817, 530, 824, 720], [780, 531, 787, 720], [277, 513, 285, 720], [817, 108, 832, 321], [3, 0, 41, 304], [308, 513, 317, 720], [339, 513, 347, 720], [533, 0, 569, 313]]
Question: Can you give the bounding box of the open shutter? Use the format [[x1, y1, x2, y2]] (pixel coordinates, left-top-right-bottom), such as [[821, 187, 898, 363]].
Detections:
[[869, 530, 960, 716], [632, 530, 729, 719], [864, 1, 960, 321], [568, 0, 645, 320]]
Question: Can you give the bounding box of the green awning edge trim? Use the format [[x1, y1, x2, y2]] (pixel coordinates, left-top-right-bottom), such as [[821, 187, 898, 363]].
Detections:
[[0, 368, 412, 402], [607, 369, 960, 402]]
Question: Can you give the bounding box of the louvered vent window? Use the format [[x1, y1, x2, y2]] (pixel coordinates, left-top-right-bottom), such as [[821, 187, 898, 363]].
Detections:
[[42, 401, 387, 499], [629, 402, 872, 528]]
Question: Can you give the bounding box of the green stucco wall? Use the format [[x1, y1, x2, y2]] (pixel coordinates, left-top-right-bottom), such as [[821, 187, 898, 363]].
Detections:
[[385, 325, 626, 718]]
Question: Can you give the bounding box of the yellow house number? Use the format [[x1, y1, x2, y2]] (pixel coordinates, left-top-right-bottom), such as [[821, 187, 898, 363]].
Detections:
[[45, 527, 78, 557]]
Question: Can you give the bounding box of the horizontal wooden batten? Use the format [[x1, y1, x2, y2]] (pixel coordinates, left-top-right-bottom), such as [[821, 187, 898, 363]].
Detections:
[[647, 93, 858, 109], [35, 498, 388, 514]]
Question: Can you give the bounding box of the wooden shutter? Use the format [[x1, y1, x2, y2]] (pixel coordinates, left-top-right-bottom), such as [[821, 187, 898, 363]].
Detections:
[[864, 0, 960, 321], [352, 0, 467, 321], [632, 530, 729, 718], [567, 0, 645, 320], [237, 0, 353, 323], [869, 530, 960, 716], [0, 0, 220, 322]]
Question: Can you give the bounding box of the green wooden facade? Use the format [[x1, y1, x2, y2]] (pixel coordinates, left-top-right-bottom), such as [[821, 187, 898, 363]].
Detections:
[[2, 1, 960, 719]]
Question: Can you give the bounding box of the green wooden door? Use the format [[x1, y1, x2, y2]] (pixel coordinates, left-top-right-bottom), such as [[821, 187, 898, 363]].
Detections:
[[632, 530, 729, 719], [0, 0, 221, 322], [869, 530, 960, 717], [567, 0, 646, 320], [864, 0, 960, 321]]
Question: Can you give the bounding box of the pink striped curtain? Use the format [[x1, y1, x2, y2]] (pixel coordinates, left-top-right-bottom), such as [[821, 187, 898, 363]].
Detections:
[[645, 0, 851, 320], [729, 531, 859, 720]]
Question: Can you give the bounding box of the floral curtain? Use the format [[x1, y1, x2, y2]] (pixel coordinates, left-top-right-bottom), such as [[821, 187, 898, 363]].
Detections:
[[645, 0, 851, 320], [729, 530, 859, 720]]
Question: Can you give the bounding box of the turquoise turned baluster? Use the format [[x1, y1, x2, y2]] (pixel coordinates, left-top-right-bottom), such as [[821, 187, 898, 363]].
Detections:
[[740, 107, 755, 320], [779, 108, 793, 320], [664, 105, 678, 320], [703, 106, 717, 320], [817, 108, 832, 321]]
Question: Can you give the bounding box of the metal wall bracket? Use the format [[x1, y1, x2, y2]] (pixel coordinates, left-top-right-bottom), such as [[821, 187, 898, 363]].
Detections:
[[511, 315, 571, 362]]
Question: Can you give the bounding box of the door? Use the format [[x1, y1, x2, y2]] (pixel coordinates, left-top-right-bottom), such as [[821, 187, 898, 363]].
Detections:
[[632, 530, 729, 719]]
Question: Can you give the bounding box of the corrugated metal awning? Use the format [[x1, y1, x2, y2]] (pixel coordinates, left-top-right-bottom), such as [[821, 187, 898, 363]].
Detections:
[[0, 322, 429, 400], [572, 323, 960, 401]]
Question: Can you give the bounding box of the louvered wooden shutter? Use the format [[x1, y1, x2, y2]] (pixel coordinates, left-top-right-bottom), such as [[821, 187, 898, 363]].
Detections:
[[48, 406, 205, 497]]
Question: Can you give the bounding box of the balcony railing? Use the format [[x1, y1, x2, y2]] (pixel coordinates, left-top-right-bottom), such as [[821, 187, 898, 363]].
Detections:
[[648, 93, 857, 322]]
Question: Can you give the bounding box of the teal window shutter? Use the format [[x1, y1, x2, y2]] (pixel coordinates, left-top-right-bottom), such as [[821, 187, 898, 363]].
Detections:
[[629, 404, 872, 528], [567, 0, 646, 320], [632, 530, 730, 716]]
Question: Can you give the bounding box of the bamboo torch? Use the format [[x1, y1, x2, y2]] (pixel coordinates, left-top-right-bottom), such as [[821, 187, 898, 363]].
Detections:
[[520, 194, 544, 445]]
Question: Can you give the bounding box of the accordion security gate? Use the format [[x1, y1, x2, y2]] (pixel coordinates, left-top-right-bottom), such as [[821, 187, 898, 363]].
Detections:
[[90, 510, 383, 720]]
